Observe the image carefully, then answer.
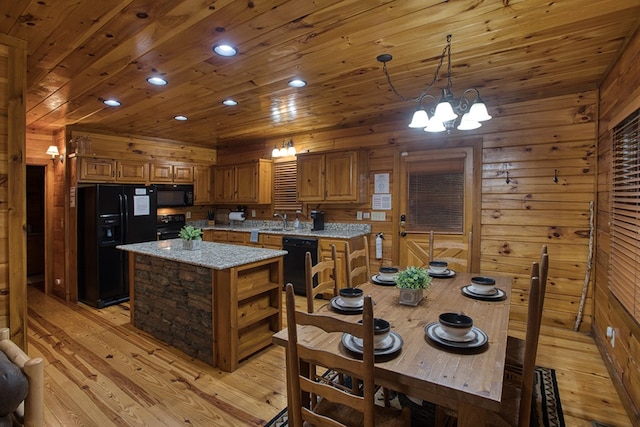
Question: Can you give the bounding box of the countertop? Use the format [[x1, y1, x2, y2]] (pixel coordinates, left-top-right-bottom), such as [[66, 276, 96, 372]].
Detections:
[[117, 239, 287, 270], [192, 220, 371, 240]]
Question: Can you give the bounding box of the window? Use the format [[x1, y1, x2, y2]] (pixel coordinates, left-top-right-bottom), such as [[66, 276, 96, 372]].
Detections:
[[610, 107, 640, 321], [273, 159, 302, 212], [406, 157, 465, 232]]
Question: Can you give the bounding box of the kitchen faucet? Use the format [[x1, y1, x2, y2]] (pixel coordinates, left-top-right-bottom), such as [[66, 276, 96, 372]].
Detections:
[[274, 212, 287, 229]]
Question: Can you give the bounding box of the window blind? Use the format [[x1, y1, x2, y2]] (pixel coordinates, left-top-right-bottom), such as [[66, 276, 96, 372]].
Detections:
[[273, 159, 302, 212], [405, 158, 464, 232], [610, 107, 640, 320]]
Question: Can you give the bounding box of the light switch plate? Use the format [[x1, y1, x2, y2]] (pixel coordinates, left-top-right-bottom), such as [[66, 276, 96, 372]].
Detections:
[[356, 211, 363, 220], [371, 211, 386, 221], [363, 212, 370, 219]]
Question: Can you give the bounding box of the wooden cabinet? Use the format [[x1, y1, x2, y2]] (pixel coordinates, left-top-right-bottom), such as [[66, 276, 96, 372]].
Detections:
[[213, 159, 273, 204], [297, 150, 368, 203], [150, 162, 193, 183], [78, 158, 147, 183], [262, 234, 282, 249], [193, 165, 212, 205], [79, 158, 116, 182], [203, 229, 282, 249], [117, 160, 148, 183]]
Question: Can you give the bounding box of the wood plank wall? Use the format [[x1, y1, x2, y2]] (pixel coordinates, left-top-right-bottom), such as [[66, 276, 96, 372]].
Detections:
[[217, 90, 597, 336], [0, 34, 27, 348], [595, 25, 640, 423]]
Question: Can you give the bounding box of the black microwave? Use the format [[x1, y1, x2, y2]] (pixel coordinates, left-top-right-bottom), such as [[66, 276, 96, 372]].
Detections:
[[156, 184, 194, 207]]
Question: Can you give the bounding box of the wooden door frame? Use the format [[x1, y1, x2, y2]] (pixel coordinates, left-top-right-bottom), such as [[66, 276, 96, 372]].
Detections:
[[395, 142, 482, 271]]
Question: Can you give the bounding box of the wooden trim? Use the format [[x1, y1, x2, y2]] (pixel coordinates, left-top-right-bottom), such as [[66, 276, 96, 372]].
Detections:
[[608, 93, 640, 130], [7, 40, 27, 349]]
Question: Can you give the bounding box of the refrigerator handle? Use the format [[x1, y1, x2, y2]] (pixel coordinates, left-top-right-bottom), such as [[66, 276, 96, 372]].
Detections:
[[120, 193, 128, 241]]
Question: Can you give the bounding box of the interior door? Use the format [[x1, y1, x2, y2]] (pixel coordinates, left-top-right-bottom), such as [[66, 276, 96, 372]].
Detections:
[[398, 146, 479, 271]]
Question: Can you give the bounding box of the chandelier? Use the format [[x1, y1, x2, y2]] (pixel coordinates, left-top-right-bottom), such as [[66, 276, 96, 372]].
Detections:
[[377, 35, 491, 133]]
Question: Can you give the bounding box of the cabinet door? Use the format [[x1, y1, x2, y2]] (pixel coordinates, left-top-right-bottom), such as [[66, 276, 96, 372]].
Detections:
[[173, 165, 194, 183], [297, 153, 325, 201], [235, 162, 258, 203], [149, 163, 174, 182], [213, 166, 235, 203], [325, 151, 358, 201], [117, 160, 148, 183], [319, 238, 348, 298], [79, 158, 116, 182], [193, 165, 212, 205]]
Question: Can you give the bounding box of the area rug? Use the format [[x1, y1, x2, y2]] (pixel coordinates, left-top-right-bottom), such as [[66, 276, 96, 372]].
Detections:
[[264, 366, 564, 427]]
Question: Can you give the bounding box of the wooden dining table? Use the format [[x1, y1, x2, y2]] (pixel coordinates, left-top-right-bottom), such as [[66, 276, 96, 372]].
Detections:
[[272, 272, 513, 427]]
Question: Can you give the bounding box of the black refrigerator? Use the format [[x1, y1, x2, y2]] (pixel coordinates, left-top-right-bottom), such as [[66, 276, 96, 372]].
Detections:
[[77, 184, 157, 308]]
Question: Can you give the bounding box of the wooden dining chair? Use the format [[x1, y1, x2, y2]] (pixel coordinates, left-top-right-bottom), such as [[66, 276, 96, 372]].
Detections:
[[428, 230, 472, 272], [305, 244, 339, 313], [442, 266, 546, 427], [505, 245, 549, 373], [345, 235, 371, 288], [284, 284, 411, 427]]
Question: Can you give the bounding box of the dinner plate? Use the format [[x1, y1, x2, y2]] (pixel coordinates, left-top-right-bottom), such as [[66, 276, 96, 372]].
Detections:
[[341, 331, 404, 357], [461, 286, 507, 301], [371, 274, 397, 286], [330, 296, 364, 314], [424, 322, 488, 349], [432, 324, 477, 343], [427, 268, 456, 278], [351, 334, 395, 351]]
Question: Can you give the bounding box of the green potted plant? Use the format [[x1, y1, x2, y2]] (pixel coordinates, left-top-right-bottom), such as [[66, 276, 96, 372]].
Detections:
[[396, 266, 432, 306], [179, 225, 203, 250]]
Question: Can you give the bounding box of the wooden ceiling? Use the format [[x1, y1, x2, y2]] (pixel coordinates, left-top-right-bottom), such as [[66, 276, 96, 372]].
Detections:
[[2, 0, 640, 147]]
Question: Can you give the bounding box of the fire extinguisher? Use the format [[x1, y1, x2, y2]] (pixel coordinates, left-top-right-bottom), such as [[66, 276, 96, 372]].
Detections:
[[376, 233, 384, 259]]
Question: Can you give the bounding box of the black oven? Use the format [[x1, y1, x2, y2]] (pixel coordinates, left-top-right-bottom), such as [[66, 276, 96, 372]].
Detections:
[[156, 184, 194, 207], [157, 214, 186, 240]]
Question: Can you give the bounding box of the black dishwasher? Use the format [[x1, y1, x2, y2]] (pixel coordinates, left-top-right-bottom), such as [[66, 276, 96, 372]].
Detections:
[[282, 236, 318, 295]]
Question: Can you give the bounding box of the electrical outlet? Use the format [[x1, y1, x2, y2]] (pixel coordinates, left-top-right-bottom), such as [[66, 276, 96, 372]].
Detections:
[[356, 211, 363, 220], [371, 211, 386, 221], [363, 212, 370, 219], [186, 211, 191, 219], [251, 209, 256, 217]]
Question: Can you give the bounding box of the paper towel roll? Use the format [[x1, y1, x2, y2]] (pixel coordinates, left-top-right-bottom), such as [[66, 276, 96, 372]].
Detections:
[[229, 212, 246, 221]]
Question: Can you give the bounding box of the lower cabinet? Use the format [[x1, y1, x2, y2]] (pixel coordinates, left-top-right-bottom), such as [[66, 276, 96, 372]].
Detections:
[[203, 230, 282, 249], [319, 237, 355, 298]]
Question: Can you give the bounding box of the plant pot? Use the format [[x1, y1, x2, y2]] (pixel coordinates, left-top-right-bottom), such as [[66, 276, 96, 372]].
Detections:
[[398, 288, 424, 306], [182, 239, 201, 250]]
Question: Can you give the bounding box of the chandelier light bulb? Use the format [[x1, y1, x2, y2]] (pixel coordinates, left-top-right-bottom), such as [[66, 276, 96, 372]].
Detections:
[[457, 113, 482, 130], [272, 146, 280, 157], [467, 101, 492, 122], [408, 107, 430, 128], [424, 119, 446, 133], [433, 100, 457, 123]]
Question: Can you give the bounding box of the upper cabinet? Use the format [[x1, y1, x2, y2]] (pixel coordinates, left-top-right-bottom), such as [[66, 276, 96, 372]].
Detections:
[[213, 159, 273, 204], [193, 165, 213, 205], [149, 162, 193, 183], [297, 150, 369, 203], [78, 158, 148, 183]]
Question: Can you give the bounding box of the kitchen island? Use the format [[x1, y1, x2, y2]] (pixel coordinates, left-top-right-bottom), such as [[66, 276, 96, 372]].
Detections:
[[117, 239, 287, 372]]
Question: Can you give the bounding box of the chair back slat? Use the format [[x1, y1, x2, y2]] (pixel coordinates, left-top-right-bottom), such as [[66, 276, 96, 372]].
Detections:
[[285, 283, 377, 427], [345, 236, 371, 288], [305, 245, 339, 313]]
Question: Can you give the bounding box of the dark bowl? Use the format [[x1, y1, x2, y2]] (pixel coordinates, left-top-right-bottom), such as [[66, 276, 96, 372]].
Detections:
[[429, 261, 448, 268], [379, 266, 399, 274], [339, 287, 363, 298], [470, 276, 496, 286], [438, 312, 473, 329], [358, 318, 391, 335]]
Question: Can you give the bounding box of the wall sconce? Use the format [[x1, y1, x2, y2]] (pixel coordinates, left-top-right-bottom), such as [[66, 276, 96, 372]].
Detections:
[[271, 139, 296, 158], [46, 145, 64, 164]]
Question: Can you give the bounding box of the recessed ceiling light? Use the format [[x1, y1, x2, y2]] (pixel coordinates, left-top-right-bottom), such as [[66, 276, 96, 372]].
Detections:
[[174, 115, 188, 121], [147, 76, 168, 86], [288, 79, 307, 88], [103, 99, 121, 107], [222, 99, 238, 106], [213, 44, 237, 57]]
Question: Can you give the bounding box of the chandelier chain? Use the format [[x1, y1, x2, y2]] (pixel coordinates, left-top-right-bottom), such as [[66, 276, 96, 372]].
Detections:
[[381, 38, 451, 104]]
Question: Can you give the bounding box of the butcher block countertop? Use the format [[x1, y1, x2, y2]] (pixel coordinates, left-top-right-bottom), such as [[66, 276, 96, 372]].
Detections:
[[117, 239, 287, 270]]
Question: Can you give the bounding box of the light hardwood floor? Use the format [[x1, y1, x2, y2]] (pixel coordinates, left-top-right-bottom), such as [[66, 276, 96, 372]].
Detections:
[[25, 286, 631, 426]]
